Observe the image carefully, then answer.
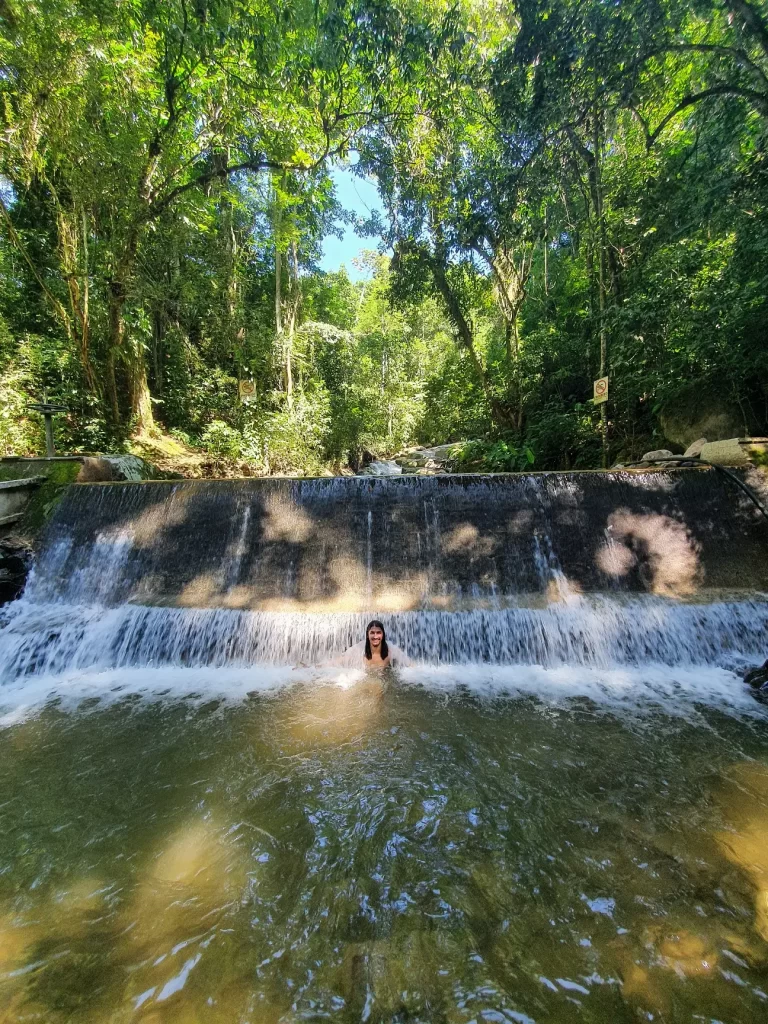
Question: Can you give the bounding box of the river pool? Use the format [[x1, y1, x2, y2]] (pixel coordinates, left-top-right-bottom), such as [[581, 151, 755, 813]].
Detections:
[[1, 666, 768, 1023]]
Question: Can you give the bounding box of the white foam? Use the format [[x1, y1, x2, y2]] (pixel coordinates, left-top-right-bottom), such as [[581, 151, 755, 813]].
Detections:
[[399, 663, 764, 717], [0, 661, 762, 729], [3, 598, 768, 679]]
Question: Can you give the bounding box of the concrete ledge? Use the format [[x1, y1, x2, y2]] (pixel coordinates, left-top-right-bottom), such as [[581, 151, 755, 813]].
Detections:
[[0, 477, 46, 492], [0, 455, 160, 482]]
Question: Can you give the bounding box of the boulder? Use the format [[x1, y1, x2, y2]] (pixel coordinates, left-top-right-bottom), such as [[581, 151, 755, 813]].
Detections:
[[683, 438, 707, 458], [0, 536, 32, 605], [641, 449, 676, 462], [660, 394, 744, 447], [700, 437, 768, 467], [102, 454, 158, 481], [395, 443, 464, 473], [76, 454, 161, 482], [76, 457, 115, 482]]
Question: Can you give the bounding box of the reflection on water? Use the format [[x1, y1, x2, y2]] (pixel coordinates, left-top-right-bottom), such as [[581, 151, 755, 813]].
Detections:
[[1, 676, 768, 1022]]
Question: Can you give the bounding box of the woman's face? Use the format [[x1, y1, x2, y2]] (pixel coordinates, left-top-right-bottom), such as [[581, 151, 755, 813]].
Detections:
[[368, 626, 384, 649]]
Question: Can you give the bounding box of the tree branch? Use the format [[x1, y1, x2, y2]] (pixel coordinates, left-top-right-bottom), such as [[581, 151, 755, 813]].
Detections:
[[662, 42, 768, 92], [647, 84, 768, 147]]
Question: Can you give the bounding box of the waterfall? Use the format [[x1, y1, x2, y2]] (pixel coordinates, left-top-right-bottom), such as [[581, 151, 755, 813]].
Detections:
[[1, 469, 767, 681]]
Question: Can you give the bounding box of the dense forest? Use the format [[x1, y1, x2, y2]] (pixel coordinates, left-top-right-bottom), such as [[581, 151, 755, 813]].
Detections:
[[1, 0, 767, 473]]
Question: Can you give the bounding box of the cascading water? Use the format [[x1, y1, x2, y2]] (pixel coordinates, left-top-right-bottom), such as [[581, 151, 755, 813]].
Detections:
[[1, 468, 767, 691]]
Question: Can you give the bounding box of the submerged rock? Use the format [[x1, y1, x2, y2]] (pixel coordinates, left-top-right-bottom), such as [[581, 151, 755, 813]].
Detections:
[[744, 659, 768, 689]]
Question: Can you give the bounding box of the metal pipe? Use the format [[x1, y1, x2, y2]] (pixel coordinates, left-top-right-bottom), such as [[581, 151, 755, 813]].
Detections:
[[619, 457, 768, 523], [43, 413, 55, 458]]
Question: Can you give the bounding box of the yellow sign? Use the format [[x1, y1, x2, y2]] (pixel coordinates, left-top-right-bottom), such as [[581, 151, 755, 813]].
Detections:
[[239, 379, 256, 403], [593, 376, 609, 405]]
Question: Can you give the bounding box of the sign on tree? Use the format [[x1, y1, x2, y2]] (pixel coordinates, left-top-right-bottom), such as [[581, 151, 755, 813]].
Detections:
[[593, 377, 609, 405]]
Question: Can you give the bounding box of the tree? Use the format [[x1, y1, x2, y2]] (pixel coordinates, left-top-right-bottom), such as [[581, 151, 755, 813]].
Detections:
[[0, 0, 429, 431]]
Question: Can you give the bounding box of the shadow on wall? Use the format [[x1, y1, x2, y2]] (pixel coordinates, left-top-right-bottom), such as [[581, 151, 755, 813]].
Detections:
[[30, 472, 768, 612], [596, 510, 701, 597]]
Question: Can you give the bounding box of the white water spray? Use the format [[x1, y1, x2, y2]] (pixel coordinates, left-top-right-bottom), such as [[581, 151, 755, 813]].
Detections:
[[1, 471, 767, 715]]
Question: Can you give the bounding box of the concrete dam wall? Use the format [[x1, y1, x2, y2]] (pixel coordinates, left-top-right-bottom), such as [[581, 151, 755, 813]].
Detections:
[[27, 469, 768, 610], [1, 468, 767, 675]]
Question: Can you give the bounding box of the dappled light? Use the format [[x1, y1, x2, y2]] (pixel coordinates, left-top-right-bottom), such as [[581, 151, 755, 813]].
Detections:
[[716, 763, 768, 942], [442, 522, 496, 556], [177, 571, 220, 607], [0, 911, 42, 976], [260, 492, 314, 544], [546, 574, 582, 603], [277, 676, 386, 749], [21, 471, 767, 624], [119, 817, 251, 1011], [127, 489, 192, 549], [2, 673, 768, 1019], [596, 509, 701, 596]]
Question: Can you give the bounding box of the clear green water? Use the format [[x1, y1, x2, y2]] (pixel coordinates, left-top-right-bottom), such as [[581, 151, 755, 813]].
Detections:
[[2, 676, 768, 1023]]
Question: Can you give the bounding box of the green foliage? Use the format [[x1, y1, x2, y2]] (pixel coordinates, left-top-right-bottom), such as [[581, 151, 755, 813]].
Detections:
[[1, 0, 768, 473], [200, 420, 243, 468], [243, 387, 332, 475], [0, 458, 82, 534], [0, 325, 41, 456], [449, 438, 535, 473]]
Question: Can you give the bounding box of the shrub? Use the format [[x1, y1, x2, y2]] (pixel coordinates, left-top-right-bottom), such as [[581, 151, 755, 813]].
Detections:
[[448, 437, 535, 473], [243, 385, 332, 475], [200, 420, 243, 468]]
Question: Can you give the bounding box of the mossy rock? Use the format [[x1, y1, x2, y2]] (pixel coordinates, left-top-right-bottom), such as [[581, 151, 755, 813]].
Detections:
[[0, 459, 82, 537]]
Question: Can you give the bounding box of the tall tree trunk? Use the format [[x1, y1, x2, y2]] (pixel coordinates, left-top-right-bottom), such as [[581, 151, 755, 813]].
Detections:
[[151, 309, 164, 396], [106, 349, 119, 425], [57, 205, 99, 399], [567, 115, 610, 467], [283, 237, 301, 409], [108, 269, 155, 434], [219, 156, 244, 373], [129, 350, 155, 430], [273, 173, 284, 395], [102, 146, 163, 432], [107, 282, 126, 425], [273, 173, 301, 408], [106, 218, 156, 433], [430, 258, 511, 428], [476, 244, 532, 432]]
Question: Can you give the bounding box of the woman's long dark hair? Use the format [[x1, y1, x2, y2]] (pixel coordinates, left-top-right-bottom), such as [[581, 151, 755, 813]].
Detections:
[[364, 620, 388, 660]]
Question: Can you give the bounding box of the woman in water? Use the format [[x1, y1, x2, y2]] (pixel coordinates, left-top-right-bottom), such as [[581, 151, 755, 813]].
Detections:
[[327, 620, 412, 669]]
